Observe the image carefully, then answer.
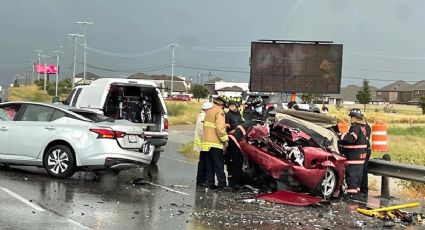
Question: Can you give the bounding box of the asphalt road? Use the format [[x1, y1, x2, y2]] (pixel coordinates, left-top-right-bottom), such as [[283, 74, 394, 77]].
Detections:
[[0, 125, 424, 230]]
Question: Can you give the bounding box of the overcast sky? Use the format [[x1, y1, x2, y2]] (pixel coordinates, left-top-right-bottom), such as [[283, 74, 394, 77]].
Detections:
[[1, 0, 425, 89]]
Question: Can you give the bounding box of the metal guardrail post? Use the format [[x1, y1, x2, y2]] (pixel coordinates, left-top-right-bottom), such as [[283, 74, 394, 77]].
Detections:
[[381, 154, 391, 199]]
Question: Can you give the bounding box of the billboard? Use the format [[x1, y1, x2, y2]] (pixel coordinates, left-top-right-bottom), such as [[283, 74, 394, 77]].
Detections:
[[36, 64, 58, 74], [249, 41, 343, 94]]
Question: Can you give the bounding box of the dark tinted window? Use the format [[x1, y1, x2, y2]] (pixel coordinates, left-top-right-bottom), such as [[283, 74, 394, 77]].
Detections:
[[50, 109, 66, 121], [64, 89, 76, 105], [0, 104, 22, 121], [71, 88, 82, 106], [20, 105, 55, 122]]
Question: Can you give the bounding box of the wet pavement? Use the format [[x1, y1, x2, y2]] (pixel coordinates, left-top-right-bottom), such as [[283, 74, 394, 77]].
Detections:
[[0, 125, 424, 230]]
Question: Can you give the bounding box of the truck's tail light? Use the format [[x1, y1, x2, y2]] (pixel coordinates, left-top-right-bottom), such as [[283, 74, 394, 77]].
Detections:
[[164, 118, 169, 130], [90, 128, 125, 139]]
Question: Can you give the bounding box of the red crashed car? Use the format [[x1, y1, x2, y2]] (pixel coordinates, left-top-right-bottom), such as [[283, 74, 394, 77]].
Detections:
[[239, 112, 346, 199]]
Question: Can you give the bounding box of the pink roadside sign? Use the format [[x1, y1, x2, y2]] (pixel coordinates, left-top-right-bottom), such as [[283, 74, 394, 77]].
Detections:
[[36, 64, 58, 74]]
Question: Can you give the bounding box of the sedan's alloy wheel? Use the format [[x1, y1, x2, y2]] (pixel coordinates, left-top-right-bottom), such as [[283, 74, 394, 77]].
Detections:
[[47, 149, 69, 175]]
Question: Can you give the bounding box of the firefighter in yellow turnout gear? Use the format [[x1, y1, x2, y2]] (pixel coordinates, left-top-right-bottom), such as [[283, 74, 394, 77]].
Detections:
[[202, 96, 229, 189], [193, 102, 213, 186]]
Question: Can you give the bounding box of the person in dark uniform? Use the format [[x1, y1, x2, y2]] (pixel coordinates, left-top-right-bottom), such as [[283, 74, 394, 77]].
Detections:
[[339, 108, 368, 198], [227, 120, 255, 189], [360, 121, 372, 196], [224, 100, 243, 186], [243, 97, 263, 121], [225, 100, 243, 132]]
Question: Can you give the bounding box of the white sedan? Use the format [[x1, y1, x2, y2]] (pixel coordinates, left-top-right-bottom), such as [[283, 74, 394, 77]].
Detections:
[[0, 101, 154, 179]]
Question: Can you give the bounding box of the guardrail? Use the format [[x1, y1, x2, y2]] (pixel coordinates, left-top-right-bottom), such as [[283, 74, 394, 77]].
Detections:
[[368, 154, 425, 198]]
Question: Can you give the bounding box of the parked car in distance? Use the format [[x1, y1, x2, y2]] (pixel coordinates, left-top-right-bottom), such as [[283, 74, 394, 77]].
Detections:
[[0, 102, 155, 179], [63, 78, 168, 165], [166, 94, 191, 102]]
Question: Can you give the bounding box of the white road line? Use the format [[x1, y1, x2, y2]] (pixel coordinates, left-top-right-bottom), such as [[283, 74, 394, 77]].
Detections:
[[145, 181, 190, 196], [0, 187, 45, 212], [162, 155, 197, 166]]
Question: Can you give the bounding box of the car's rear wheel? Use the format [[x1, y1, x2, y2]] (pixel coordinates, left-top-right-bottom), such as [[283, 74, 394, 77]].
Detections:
[[316, 167, 337, 200], [150, 150, 161, 165], [43, 145, 76, 179]]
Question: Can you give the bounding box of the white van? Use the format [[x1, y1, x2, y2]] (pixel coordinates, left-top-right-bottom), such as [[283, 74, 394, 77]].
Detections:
[[64, 78, 168, 164]]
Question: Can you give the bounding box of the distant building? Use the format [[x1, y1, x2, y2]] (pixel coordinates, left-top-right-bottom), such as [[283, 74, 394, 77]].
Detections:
[[375, 80, 412, 103], [203, 77, 223, 94], [128, 73, 190, 97], [326, 85, 384, 105], [409, 80, 425, 104]]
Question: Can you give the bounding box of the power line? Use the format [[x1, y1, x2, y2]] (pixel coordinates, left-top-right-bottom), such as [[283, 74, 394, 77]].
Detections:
[[344, 67, 425, 74], [86, 45, 170, 57]]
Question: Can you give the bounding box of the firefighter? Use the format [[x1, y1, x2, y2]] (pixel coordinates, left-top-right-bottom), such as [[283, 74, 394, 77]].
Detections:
[[243, 97, 263, 121], [224, 100, 243, 185], [339, 108, 368, 198], [193, 102, 213, 186], [202, 96, 229, 189], [360, 121, 372, 196], [225, 100, 243, 132], [227, 120, 255, 189]]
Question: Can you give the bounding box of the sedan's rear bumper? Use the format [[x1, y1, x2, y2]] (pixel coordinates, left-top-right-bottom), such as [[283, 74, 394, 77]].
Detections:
[[75, 138, 155, 168]]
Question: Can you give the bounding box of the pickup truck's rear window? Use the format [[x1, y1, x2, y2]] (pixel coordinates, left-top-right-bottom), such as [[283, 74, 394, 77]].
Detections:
[[71, 110, 114, 123]]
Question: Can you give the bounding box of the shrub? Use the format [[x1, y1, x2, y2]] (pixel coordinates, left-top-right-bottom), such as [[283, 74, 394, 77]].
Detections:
[[166, 102, 185, 116]]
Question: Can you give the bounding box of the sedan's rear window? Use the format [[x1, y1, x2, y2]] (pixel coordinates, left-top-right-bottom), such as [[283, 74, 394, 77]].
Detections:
[[71, 111, 114, 123]]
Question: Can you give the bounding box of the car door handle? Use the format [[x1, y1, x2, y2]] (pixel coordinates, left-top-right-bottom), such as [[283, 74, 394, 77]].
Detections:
[[45, 126, 56, 130], [0, 127, 7, 131]]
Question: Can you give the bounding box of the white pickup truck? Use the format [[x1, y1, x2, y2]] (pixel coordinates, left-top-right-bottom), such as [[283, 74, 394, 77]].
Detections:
[[64, 78, 168, 164]]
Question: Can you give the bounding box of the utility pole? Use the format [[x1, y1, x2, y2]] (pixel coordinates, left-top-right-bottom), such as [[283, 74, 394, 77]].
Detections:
[[169, 43, 176, 95], [76, 21, 94, 83], [40, 54, 49, 91], [30, 59, 36, 84], [53, 50, 64, 97], [69, 33, 84, 88], [35, 50, 42, 82]]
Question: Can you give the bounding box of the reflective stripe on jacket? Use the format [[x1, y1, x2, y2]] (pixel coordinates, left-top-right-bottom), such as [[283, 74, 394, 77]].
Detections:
[[201, 105, 228, 151], [193, 111, 205, 152]]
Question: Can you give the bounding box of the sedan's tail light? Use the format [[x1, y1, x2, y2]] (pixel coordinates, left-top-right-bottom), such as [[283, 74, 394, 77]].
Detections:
[[90, 128, 125, 139], [164, 118, 169, 130]]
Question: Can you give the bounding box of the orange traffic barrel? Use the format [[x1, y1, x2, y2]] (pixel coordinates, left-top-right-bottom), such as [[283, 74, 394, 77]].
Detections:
[[372, 121, 388, 152], [338, 122, 349, 133]]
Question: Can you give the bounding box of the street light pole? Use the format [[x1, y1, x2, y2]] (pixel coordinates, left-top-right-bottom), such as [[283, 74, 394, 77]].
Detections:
[[76, 21, 94, 83], [170, 43, 176, 95], [40, 55, 49, 91], [35, 50, 42, 82], [69, 33, 84, 89], [53, 50, 64, 97]]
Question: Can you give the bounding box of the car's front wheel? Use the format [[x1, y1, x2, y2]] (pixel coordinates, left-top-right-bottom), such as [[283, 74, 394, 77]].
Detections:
[[43, 145, 76, 179], [316, 167, 337, 200]]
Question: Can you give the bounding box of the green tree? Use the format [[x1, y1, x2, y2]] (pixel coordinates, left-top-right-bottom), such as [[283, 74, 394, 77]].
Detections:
[[419, 96, 425, 115], [189, 84, 209, 102], [356, 79, 372, 111]]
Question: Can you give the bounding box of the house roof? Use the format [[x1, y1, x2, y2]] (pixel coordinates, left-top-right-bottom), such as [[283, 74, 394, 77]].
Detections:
[[410, 80, 425, 90], [204, 77, 223, 84], [216, 86, 244, 92], [75, 72, 101, 80], [379, 80, 411, 92], [128, 73, 185, 81], [164, 81, 188, 92], [327, 85, 380, 102]]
